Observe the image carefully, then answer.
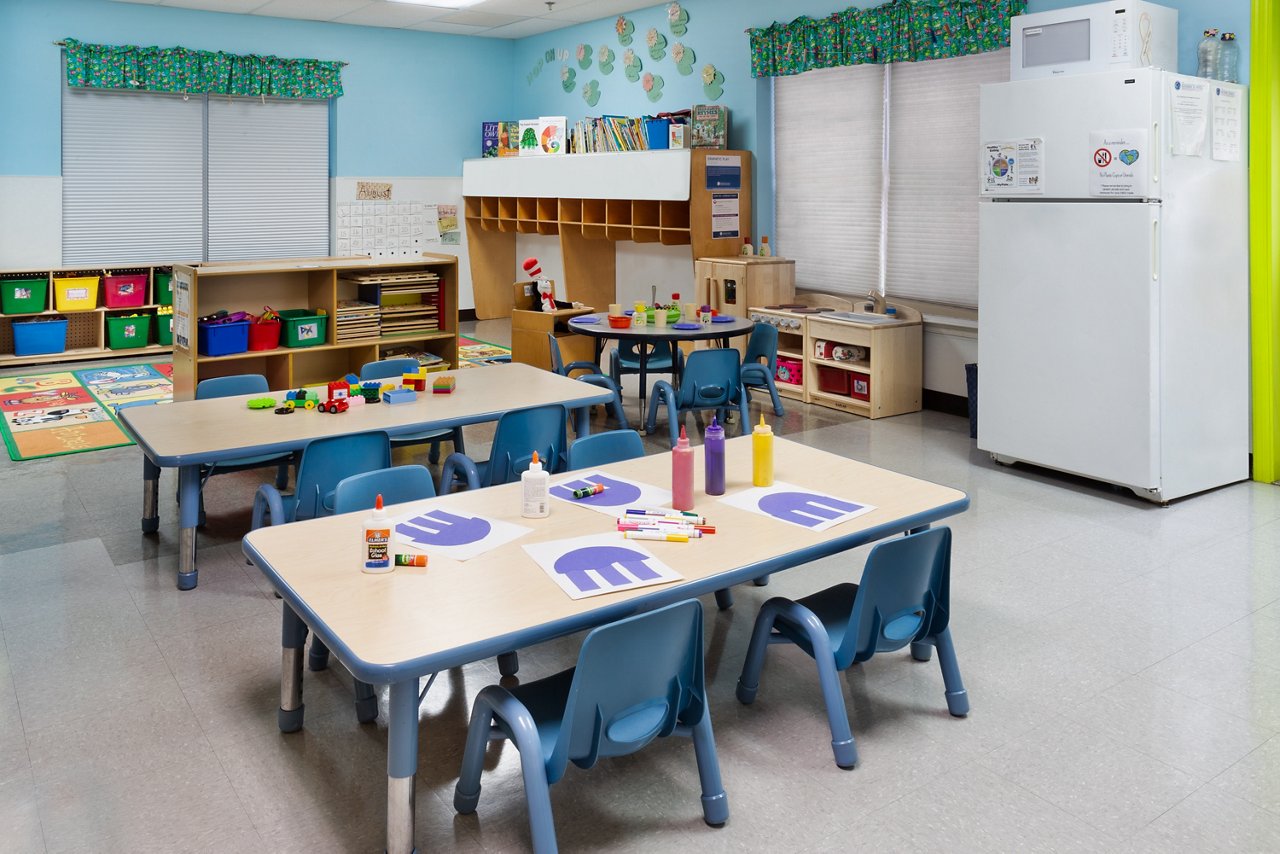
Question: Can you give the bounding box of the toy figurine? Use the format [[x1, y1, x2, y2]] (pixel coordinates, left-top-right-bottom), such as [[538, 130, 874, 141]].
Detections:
[[523, 257, 557, 312]]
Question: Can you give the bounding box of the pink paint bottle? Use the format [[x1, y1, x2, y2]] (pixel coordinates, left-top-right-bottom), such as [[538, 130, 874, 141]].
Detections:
[[672, 425, 695, 511]]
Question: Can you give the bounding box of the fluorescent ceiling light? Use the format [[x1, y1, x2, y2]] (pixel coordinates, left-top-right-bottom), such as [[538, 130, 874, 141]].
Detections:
[[388, 0, 483, 7]]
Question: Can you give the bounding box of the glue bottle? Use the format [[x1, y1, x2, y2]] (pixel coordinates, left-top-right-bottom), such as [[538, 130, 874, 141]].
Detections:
[[672, 425, 695, 511], [362, 494, 392, 574], [704, 416, 725, 496], [522, 450, 550, 518], [752, 415, 774, 486], [758, 235, 772, 257]]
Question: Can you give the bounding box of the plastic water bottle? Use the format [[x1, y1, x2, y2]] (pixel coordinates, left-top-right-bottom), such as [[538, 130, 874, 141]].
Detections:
[[1197, 29, 1219, 78], [1218, 33, 1239, 84]]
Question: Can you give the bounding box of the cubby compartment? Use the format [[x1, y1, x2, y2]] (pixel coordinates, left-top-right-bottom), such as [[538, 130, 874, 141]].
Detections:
[[632, 200, 660, 228], [605, 199, 632, 241], [498, 197, 518, 221], [559, 198, 583, 223], [660, 200, 690, 230]]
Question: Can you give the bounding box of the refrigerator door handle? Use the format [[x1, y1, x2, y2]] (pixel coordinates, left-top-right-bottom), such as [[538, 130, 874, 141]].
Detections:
[[1151, 218, 1160, 283], [1151, 120, 1160, 187]]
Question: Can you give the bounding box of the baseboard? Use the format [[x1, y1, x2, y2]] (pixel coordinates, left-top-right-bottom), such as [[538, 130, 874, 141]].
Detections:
[[923, 389, 970, 418], [459, 309, 478, 323]]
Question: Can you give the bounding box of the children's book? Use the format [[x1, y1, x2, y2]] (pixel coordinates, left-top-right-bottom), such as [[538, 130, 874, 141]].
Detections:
[[518, 119, 542, 156], [538, 116, 568, 156], [691, 105, 729, 149], [482, 121, 499, 158], [498, 121, 521, 157]]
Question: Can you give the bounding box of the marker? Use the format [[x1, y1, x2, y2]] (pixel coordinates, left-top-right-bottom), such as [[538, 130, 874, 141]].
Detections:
[[571, 483, 606, 499], [622, 530, 690, 543], [617, 521, 714, 535], [624, 508, 705, 523], [619, 523, 702, 538], [394, 554, 428, 567]]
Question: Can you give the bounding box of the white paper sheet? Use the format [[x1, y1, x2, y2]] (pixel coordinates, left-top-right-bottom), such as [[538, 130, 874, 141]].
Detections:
[[392, 509, 531, 561], [1170, 77, 1210, 157], [548, 471, 673, 517], [1212, 85, 1243, 162], [718, 482, 875, 532], [1088, 129, 1149, 198], [523, 533, 683, 600]]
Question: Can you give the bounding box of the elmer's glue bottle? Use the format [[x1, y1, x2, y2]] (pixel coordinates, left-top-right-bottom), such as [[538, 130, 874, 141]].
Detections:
[[672, 425, 695, 510], [522, 451, 550, 518], [362, 494, 392, 573], [752, 416, 774, 486]]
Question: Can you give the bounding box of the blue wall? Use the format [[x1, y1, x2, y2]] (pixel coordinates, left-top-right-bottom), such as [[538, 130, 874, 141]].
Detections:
[[0, 0, 513, 177]]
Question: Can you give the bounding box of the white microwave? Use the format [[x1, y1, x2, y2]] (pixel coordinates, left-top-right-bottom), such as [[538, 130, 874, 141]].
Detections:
[[1010, 1, 1178, 80]]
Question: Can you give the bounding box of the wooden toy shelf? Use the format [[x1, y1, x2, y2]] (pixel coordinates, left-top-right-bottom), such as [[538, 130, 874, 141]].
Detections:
[[463, 149, 752, 319], [0, 264, 176, 367], [170, 255, 459, 401]]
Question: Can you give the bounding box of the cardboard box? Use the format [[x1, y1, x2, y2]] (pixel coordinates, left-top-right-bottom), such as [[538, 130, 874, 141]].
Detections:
[[510, 281, 596, 371]]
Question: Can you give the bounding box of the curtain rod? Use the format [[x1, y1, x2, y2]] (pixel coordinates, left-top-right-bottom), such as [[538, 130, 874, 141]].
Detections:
[[52, 40, 350, 65]]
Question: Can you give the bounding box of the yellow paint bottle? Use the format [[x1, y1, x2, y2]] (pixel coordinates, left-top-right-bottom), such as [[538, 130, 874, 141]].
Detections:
[[752, 415, 774, 486]]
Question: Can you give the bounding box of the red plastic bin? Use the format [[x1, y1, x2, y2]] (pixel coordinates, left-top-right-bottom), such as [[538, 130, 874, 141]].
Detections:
[[103, 274, 147, 308], [816, 365, 850, 396], [775, 357, 804, 387], [248, 318, 281, 350], [850, 371, 871, 402]]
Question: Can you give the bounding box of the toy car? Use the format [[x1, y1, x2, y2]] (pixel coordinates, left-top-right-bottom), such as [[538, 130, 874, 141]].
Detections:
[[317, 397, 349, 413], [284, 388, 319, 410]]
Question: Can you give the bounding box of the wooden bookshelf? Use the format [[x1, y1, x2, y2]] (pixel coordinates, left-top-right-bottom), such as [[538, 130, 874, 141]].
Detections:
[[463, 150, 752, 319]]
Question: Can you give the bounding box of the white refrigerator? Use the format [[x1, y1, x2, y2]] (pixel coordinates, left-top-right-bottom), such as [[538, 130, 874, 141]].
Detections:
[[977, 68, 1249, 502]]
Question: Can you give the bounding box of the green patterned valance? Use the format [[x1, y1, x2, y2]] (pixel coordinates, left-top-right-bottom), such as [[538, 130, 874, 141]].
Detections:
[[62, 38, 344, 99], [748, 0, 1026, 78]]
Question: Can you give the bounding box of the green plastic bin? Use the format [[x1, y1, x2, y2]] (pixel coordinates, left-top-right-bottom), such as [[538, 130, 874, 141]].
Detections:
[[106, 314, 153, 350], [155, 272, 173, 306], [1, 278, 48, 314], [279, 309, 328, 348], [156, 313, 174, 346]]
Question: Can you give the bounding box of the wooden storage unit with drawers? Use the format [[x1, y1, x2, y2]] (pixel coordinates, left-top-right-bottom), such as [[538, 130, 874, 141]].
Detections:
[[170, 255, 458, 401]]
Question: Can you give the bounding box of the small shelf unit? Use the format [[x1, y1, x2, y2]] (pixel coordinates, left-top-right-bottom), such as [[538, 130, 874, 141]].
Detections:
[[171, 255, 459, 401]]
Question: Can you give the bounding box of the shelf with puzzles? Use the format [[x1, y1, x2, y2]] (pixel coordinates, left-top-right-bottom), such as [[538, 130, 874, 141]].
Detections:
[[170, 255, 458, 401], [462, 149, 752, 319], [0, 264, 177, 366]]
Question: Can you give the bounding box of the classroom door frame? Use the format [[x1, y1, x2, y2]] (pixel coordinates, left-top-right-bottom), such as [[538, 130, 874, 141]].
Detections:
[[1251, 0, 1280, 484]]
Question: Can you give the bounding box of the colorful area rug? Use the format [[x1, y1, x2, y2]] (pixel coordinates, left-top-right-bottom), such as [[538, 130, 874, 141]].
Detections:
[[458, 337, 512, 368], [0, 363, 173, 460]]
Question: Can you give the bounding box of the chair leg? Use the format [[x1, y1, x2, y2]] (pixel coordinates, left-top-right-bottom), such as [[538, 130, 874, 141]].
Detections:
[[353, 679, 379, 723], [690, 712, 729, 827], [763, 377, 785, 417], [735, 601, 781, 705], [428, 439, 442, 466], [308, 636, 331, 671], [274, 461, 290, 490], [668, 399, 681, 448], [497, 650, 519, 676], [910, 641, 933, 662], [714, 588, 734, 611], [933, 628, 969, 717], [813, 651, 859, 769], [609, 391, 629, 430], [753, 576, 770, 587]]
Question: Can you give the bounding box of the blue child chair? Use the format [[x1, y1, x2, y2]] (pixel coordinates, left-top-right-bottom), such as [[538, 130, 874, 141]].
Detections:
[[735, 526, 968, 768], [547, 333, 628, 435], [440, 403, 568, 493], [740, 323, 786, 417], [566, 428, 645, 471], [361, 358, 464, 464], [192, 374, 293, 524], [250, 430, 391, 531], [454, 599, 728, 853], [304, 464, 439, 722], [609, 339, 684, 389], [645, 348, 750, 448]]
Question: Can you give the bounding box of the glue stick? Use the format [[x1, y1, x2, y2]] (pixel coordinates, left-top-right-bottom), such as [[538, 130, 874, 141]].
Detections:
[[362, 494, 392, 573]]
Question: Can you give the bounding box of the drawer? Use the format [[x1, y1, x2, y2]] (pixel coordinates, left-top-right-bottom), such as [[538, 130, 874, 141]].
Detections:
[[807, 318, 873, 347]]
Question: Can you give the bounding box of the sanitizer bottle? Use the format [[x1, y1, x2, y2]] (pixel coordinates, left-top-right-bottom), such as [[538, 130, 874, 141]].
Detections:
[[522, 451, 550, 518], [752, 416, 774, 486], [362, 494, 392, 574]]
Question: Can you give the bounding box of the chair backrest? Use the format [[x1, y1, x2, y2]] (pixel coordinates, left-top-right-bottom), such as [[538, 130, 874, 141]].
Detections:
[[675, 348, 742, 409], [333, 465, 436, 514], [567, 429, 645, 470], [547, 333, 567, 376], [547, 599, 705, 782], [841, 527, 952, 667], [196, 374, 269, 399], [485, 404, 568, 486], [360, 358, 421, 382], [742, 323, 778, 373], [293, 431, 392, 521], [616, 339, 677, 367]]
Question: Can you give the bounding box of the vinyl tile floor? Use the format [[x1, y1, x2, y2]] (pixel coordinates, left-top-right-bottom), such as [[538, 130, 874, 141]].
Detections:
[[2, 322, 1279, 852]]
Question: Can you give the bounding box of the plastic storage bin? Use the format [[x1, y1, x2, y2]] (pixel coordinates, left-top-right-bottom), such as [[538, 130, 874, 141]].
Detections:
[[156, 314, 174, 347], [106, 314, 153, 350], [775, 357, 804, 387], [198, 318, 250, 357], [54, 276, 100, 312], [155, 272, 174, 306], [278, 309, 328, 348], [644, 117, 671, 149], [248, 318, 281, 350], [103, 274, 147, 309], [850, 371, 871, 402], [816, 365, 850, 396], [1, 278, 48, 314], [12, 317, 68, 356]]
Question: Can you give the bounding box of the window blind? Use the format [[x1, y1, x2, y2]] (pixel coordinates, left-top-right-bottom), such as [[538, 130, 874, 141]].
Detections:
[[207, 97, 330, 261], [887, 49, 1009, 308], [775, 64, 884, 296], [62, 88, 204, 265]]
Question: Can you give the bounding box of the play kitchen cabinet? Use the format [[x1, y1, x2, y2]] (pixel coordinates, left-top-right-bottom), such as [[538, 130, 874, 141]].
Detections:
[[803, 305, 922, 419], [695, 256, 795, 358]]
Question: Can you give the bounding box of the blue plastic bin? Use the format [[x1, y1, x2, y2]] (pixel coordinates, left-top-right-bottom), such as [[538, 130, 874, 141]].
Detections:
[[644, 117, 671, 150], [198, 319, 250, 357], [13, 318, 68, 356]]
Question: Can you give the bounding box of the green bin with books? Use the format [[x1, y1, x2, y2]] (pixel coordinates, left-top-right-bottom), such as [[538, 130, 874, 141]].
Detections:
[[278, 309, 328, 348], [1, 278, 48, 314], [155, 272, 174, 306], [107, 313, 153, 350]]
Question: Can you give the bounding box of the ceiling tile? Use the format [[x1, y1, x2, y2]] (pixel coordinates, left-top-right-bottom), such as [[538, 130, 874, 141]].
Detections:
[[479, 17, 566, 39], [330, 3, 449, 27], [435, 10, 523, 27], [473, 0, 597, 15], [156, 0, 272, 11], [542, 0, 654, 23], [109, 0, 166, 6], [251, 0, 374, 22], [402, 20, 494, 35]]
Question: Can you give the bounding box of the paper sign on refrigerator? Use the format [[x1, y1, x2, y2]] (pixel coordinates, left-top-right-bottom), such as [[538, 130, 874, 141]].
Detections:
[[1088, 129, 1149, 198]]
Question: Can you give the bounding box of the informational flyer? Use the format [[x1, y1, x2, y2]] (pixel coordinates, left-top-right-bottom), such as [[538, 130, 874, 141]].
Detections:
[[1212, 86, 1243, 162], [392, 509, 531, 561], [548, 471, 672, 517], [523, 533, 683, 600], [705, 153, 742, 189], [981, 138, 1043, 195], [172, 268, 193, 352], [718, 482, 875, 532], [710, 192, 740, 239], [1088, 129, 1149, 198], [1169, 77, 1209, 157]]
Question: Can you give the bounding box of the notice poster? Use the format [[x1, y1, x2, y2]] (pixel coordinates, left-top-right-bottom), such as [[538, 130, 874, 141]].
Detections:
[[1212, 86, 1243, 162], [705, 153, 742, 189], [710, 192, 740, 239], [1088, 129, 1149, 198], [172, 268, 193, 352], [981, 139, 1043, 195], [1169, 77, 1209, 157]]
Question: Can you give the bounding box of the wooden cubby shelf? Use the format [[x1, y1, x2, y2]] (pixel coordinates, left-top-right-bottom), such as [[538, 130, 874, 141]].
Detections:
[[463, 149, 752, 318]]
